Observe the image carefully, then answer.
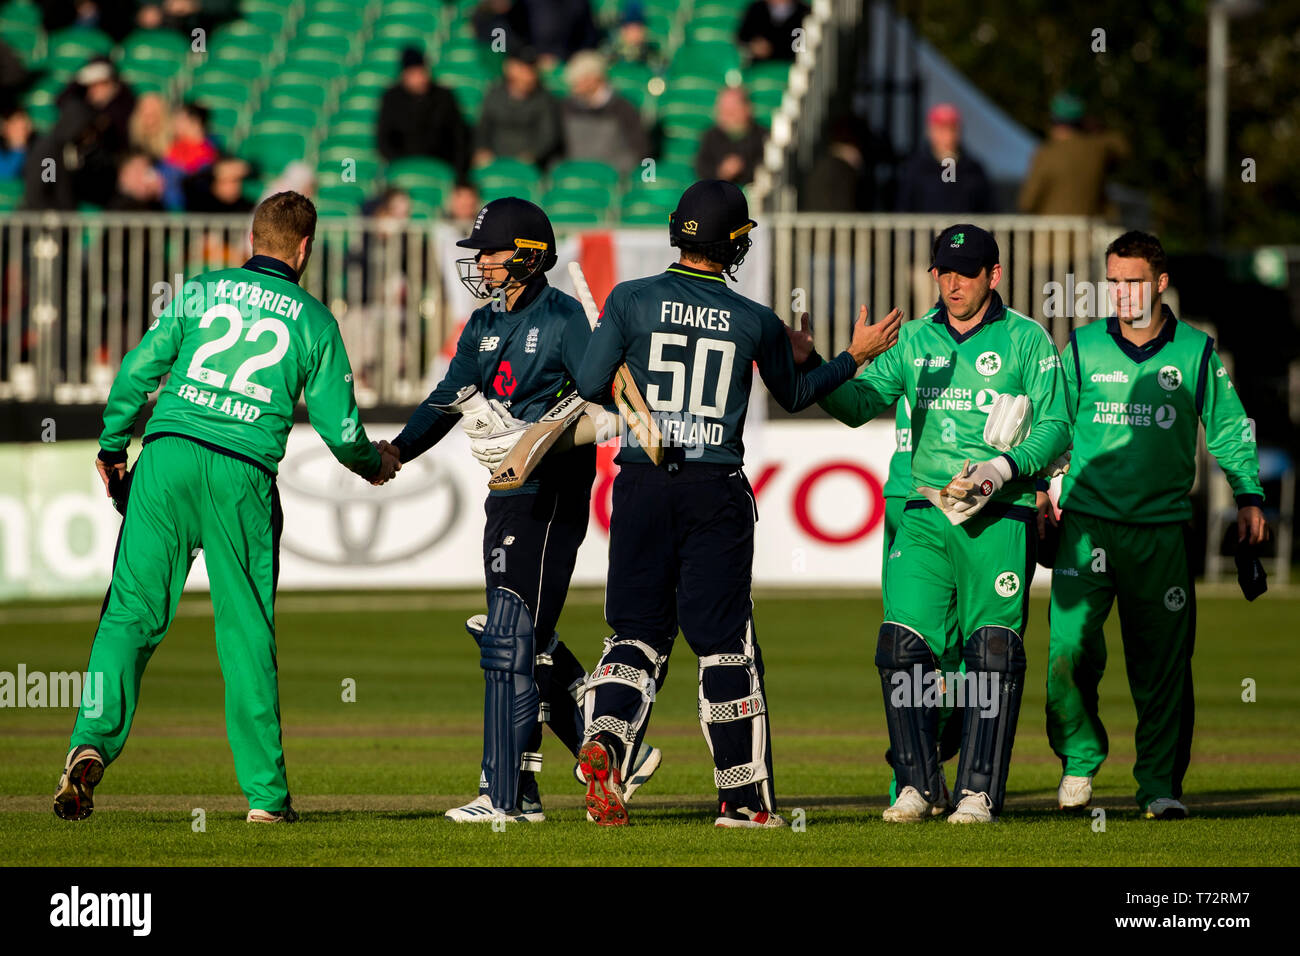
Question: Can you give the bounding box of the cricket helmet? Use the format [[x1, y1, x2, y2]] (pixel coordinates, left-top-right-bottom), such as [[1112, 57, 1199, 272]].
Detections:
[[455, 196, 558, 299], [669, 179, 757, 279]]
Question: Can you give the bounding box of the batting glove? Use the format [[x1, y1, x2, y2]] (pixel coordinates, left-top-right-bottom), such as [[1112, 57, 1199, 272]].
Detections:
[[470, 424, 529, 471], [943, 456, 1015, 518], [1037, 446, 1072, 479]]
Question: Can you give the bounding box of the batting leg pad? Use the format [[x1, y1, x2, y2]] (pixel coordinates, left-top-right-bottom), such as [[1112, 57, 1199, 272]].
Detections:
[[699, 618, 776, 811], [582, 635, 667, 778], [535, 631, 588, 758], [877, 622, 944, 803], [480, 588, 539, 811], [955, 625, 1027, 815]]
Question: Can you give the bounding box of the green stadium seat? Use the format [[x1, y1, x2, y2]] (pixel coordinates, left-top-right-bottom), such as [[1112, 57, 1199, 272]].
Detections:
[[438, 38, 489, 72], [318, 180, 367, 207], [119, 29, 190, 64], [117, 58, 178, 90], [382, 0, 445, 16], [212, 19, 274, 43], [669, 41, 743, 84], [331, 106, 379, 128], [238, 130, 311, 178], [264, 83, 330, 111], [241, 177, 265, 204], [473, 157, 541, 192], [0, 0, 41, 27], [189, 62, 254, 88], [319, 133, 378, 160], [543, 186, 614, 215], [743, 60, 791, 94], [450, 85, 483, 122], [315, 198, 361, 218], [208, 45, 270, 77], [338, 88, 385, 114], [243, 9, 288, 35], [317, 156, 380, 189], [642, 160, 695, 187], [659, 110, 715, 138], [478, 181, 538, 205], [660, 135, 701, 165], [374, 10, 438, 36], [0, 179, 25, 213], [44, 26, 114, 74], [297, 33, 352, 59], [281, 50, 350, 79], [367, 34, 430, 64], [386, 156, 455, 191], [251, 106, 318, 133], [548, 206, 603, 226], [619, 206, 671, 227], [25, 101, 57, 130], [189, 80, 251, 110], [750, 85, 785, 115], [405, 183, 447, 210], [205, 106, 240, 144], [548, 160, 620, 191], [693, 0, 750, 17], [300, 9, 366, 34], [0, 23, 40, 64]]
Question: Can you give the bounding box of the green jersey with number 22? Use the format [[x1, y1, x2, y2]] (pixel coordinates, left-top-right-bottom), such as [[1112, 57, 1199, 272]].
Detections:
[[100, 259, 380, 477]]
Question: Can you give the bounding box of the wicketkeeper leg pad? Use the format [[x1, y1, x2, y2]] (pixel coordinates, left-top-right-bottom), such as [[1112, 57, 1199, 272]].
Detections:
[[699, 617, 776, 811], [479, 588, 539, 811], [954, 625, 1027, 815], [582, 635, 667, 778], [877, 622, 944, 803]]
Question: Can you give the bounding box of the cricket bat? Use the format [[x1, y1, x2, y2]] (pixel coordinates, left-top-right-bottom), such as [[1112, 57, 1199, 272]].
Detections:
[[487, 389, 589, 490], [568, 261, 663, 465]]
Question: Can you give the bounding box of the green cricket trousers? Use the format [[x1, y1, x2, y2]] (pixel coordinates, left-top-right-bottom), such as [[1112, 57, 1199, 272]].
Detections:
[[70, 434, 290, 812], [1046, 510, 1195, 809]]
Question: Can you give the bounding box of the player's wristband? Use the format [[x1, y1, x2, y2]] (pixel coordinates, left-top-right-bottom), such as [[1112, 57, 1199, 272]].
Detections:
[[1235, 493, 1265, 509], [98, 447, 128, 465]]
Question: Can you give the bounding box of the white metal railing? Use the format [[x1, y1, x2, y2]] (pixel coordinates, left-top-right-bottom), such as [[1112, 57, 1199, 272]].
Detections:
[[767, 212, 1118, 356], [2, 210, 1134, 405]]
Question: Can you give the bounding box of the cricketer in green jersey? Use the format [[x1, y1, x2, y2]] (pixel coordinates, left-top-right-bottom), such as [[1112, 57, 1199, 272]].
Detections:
[[801, 224, 1072, 823], [1047, 231, 1268, 819], [54, 193, 397, 824]]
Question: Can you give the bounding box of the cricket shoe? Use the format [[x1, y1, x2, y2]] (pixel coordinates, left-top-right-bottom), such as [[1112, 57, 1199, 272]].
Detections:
[[444, 794, 528, 824], [247, 804, 299, 823], [1058, 774, 1093, 810], [948, 789, 996, 824], [882, 785, 942, 823], [1144, 797, 1188, 820], [715, 803, 787, 828], [578, 739, 628, 826], [53, 745, 105, 821], [572, 743, 662, 799]]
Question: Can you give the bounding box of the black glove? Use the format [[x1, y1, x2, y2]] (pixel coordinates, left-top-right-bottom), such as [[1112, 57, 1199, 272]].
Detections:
[[107, 466, 133, 516], [1235, 539, 1268, 601], [1036, 516, 1061, 569]]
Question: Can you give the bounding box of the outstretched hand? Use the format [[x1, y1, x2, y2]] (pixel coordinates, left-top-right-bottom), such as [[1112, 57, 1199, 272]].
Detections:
[[848, 305, 904, 366], [785, 312, 814, 364], [370, 440, 403, 485]]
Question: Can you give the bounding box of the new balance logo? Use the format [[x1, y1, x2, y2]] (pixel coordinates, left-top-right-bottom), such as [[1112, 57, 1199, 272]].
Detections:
[[480, 336, 500, 352]]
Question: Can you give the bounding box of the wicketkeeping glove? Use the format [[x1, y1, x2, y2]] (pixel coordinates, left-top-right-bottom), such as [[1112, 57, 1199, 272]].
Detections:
[[983, 392, 1032, 451], [444, 386, 517, 440], [942, 456, 1014, 518], [1037, 445, 1072, 479]]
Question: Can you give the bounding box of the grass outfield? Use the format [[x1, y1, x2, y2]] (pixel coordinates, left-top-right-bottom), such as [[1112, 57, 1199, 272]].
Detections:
[[1, 588, 1297, 866]]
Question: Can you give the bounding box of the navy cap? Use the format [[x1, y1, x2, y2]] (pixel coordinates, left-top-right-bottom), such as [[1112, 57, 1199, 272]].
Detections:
[[931, 224, 998, 276]]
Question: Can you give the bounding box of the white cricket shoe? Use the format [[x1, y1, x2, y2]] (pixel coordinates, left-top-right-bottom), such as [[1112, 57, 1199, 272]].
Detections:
[[247, 805, 298, 823], [883, 785, 940, 823], [444, 793, 527, 824], [715, 803, 787, 828], [1058, 774, 1093, 809], [948, 789, 996, 824], [1144, 797, 1188, 820]]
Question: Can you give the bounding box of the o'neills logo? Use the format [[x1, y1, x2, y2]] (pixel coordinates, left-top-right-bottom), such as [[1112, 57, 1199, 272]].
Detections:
[[1091, 370, 1130, 383]]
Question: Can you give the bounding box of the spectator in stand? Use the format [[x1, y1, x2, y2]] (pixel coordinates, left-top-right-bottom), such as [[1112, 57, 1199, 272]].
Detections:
[[158, 102, 217, 209], [474, 47, 562, 168], [182, 153, 253, 212], [0, 106, 34, 179], [163, 103, 217, 174], [522, 0, 600, 70], [802, 115, 867, 212], [446, 181, 482, 225], [561, 51, 646, 175], [738, 0, 810, 62], [473, 0, 532, 50], [377, 47, 470, 175], [262, 160, 315, 202], [1018, 91, 1131, 217], [895, 102, 991, 214], [105, 150, 165, 211], [695, 86, 766, 186], [24, 58, 136, 209], [606, 4, 662, 71], [135, 0, 236, 36], [128, 91, 172, 160]]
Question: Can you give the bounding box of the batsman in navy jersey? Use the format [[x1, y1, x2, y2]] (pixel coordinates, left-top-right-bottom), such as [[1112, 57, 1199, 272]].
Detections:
[[381, 198, 659, 822], [572, 180, 901, 827]]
